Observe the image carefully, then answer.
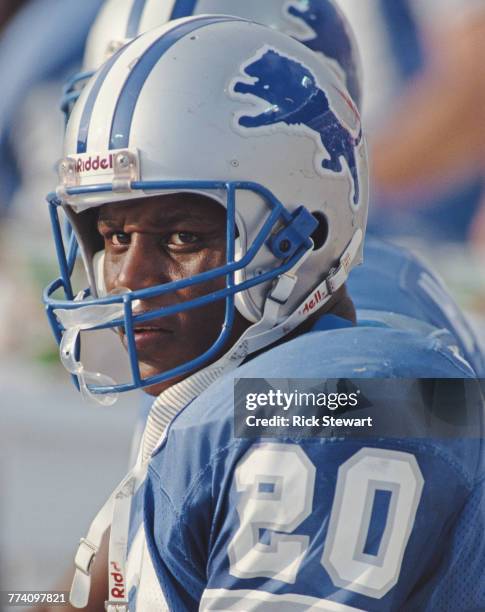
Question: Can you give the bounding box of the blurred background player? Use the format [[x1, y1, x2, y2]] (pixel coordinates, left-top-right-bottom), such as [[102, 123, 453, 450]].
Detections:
[[60, 0, 362, 122]]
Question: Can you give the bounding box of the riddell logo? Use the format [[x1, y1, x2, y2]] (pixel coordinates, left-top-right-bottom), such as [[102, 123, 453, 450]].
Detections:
[[300, 288, 327, 316], [76, 154, 114, 174], [110, 561, 125, 600]]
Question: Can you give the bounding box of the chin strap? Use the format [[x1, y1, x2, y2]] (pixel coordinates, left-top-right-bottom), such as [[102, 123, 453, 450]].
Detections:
[[69, 228, 362, 609], [55, 294, 141, 407]]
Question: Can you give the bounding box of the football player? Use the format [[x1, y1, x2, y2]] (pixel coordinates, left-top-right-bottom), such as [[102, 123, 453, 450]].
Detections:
[[43, 16, 485, 611]]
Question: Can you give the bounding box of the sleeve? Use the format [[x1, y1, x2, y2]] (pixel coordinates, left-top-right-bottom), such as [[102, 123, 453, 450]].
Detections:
[[145, 434, 478, 612]]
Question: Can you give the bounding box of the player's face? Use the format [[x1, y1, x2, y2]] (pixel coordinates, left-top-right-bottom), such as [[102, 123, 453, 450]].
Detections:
[[97, 194, 249, 395]]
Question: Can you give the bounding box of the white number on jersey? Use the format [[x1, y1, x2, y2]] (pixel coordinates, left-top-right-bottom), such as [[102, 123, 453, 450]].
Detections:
[[229, 444, 424, 598]]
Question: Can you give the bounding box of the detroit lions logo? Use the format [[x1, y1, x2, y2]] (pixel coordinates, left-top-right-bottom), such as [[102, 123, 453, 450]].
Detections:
[[284, 0, 360, 106], [231, 48, 362, 205]]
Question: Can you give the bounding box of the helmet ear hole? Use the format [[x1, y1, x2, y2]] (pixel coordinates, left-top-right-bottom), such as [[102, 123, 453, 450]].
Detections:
[[311, 212, 329, 250]]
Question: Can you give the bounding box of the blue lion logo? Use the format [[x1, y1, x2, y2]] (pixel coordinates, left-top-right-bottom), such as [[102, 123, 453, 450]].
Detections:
[[233, 49, 362, 205], [286, 0, 361, 107]]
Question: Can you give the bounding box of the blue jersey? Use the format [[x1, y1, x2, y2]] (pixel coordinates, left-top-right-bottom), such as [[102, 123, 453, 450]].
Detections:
[[349, 237, 485, 377], [126, 322, 485, 611]]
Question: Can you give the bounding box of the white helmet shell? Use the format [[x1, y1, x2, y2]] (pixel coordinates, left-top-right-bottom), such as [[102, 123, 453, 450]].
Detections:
[[62, 17, 368, 323]]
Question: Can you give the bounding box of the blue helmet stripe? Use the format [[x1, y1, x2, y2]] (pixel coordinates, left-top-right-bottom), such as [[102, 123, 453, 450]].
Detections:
[[170, 0, 198, 19], [109, 16, 235, 150], [126, 0, 147, 38], [77, 40, 136, 153]]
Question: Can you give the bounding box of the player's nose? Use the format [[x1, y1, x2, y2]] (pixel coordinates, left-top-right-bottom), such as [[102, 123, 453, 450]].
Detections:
[[114, 234, 170, 292]]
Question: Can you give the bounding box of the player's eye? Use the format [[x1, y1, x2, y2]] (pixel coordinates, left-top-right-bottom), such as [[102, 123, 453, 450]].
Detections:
[[111, 232, 131, 246], [168, 232, 200, 246]]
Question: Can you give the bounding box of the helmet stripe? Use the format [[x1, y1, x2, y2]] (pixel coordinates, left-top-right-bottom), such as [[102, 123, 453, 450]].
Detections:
[[109, 16, 236, 151], [77, 39, 136, 154], [79, 26, 177, 154], [126, 0, 148, 38], [170, 0, 198, 20]]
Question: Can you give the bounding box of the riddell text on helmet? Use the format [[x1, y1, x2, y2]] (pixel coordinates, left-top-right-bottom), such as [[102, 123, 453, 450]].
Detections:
[[300, 288, 328, 316], [75, 154, 114, 174]]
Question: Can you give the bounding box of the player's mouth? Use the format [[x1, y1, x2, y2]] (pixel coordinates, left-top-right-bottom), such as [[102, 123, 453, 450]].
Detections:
[[121, 325, 173, 351]]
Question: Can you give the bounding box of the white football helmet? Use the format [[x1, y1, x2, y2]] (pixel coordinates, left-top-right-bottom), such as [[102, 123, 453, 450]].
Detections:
[[61, 0, 362, 119], [46, 16, 368, 402]]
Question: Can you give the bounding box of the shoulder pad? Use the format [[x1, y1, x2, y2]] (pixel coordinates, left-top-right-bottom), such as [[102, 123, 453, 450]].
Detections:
[[349, 237, 485, 376]]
